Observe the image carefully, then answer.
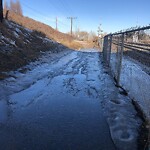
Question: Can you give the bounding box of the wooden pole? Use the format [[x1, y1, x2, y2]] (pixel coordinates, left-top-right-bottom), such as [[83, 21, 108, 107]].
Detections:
[[56, 17, 58, 31], [67, 17, 77, 36], [71, 17, 73, 35], [107, 35, 112, 66], [116, 33, 124, 86], [0, 0, 3, 22]]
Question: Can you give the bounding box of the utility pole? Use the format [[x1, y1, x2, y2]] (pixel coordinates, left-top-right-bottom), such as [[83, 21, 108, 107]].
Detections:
[[56, 17, 58, 31], [67, 17, 77, 36], [0, 0, 3, 22], [97, 24, 103, 38], [97, 24, 103, 48]]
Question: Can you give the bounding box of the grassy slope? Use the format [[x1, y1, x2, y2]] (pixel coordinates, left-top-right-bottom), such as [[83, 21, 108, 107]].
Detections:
[[4, 10, 83, 49], [0, 11, 95, 79], [0, 19, 69, 79]]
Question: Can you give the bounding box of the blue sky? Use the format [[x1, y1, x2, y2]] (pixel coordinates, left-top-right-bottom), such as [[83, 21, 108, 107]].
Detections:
[[6, 0, 150, 34]]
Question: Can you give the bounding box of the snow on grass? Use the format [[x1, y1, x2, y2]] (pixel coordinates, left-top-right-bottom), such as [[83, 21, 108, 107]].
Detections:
[[24, 27, 32, 33], [42, 37, 56, 44], [10, 40, 16, 46], [110, 54, 150, 120], [100, 66, 142, 150], [13, 31, 19, 38], [15, 27, 22, 34], [0, 34, 17, 47], [121, 57, 150, 120]]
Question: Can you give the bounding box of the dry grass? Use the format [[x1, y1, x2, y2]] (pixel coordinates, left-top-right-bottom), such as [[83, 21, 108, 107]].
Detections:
[[3, 10, 79, 48], [0, 11, 94, 80], [61, 40, 84, 50], [0, 20, 66, 79]]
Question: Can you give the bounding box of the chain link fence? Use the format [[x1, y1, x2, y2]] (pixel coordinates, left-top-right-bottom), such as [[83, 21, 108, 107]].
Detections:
[[102, 26, 150, 149]]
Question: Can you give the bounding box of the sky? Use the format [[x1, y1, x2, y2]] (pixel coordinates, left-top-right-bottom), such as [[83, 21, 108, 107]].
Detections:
[[6, 0, 150, 34]]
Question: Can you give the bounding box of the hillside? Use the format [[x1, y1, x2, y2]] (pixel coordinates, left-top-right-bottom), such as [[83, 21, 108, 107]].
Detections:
[[0, 19, 71, 79], [3, 10, 83, 49], [0, 11, 97, 80]]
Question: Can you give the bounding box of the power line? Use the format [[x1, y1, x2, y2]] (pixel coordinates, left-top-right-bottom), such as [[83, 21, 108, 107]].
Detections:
[[56, 17, 58, 31], [67, 17, 77, 36], [22, 2, 69, 30], [46, 0, 67, 16], [58, 0, 73, 15], [22, 2, 48, 18], [46, 0, 76, 27], [58, 19, 69, 27], [57, 0, 78, 29], [21, 2, 75, 33]]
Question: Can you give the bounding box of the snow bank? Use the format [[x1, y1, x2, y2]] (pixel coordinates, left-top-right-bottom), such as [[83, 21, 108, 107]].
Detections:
[[100, 66, 142, 150], [110, 54, 150, 120], [121, 57, 150, 120], [78, 48, 100, 52]]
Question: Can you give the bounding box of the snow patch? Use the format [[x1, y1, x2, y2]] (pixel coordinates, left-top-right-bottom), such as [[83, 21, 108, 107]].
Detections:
[[100, 65, 142, 150], [43, 37, 56, 44], [13, 31, 19, 38], [110, 54, 150, 120], [121, 57, 150, 119]]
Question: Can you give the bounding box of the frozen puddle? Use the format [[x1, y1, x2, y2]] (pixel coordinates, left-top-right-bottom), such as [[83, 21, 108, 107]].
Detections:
[[0, 100, 8, 123]]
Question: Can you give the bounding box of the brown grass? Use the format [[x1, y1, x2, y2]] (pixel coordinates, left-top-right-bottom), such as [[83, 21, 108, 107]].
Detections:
[[3, 10, 79, 48], [0, 11, 92, 80], [0, 20, 66, 79]]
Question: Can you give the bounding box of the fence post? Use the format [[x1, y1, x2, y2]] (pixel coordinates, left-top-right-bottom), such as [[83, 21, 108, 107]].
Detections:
[[101, 37, 104, 50], [103, 36, 108, 64], [116, 33, 124, 86], [115, 36, 120, 80], [5, 10, 9, 19], [107, 35, 112, 66]]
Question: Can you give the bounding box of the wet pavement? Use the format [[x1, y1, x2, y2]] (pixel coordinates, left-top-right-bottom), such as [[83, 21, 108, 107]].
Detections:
[[0, 49, 116, 150]]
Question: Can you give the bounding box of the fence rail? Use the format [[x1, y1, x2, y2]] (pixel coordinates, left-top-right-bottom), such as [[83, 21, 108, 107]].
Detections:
[[102, 25, 150, 86], [102, 25, 150, 133]]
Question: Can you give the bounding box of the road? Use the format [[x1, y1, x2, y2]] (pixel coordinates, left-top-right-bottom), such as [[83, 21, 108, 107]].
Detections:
[[0, 49, 116, 150]]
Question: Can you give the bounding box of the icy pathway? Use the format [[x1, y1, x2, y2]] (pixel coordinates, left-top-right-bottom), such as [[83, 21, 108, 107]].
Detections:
[[0, 49, 141, 150]]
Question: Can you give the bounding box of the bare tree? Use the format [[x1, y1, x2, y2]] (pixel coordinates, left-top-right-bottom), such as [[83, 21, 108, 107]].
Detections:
[[10, 0, 16, 12], [4, 0, 9, 10], [16, 0, 22, 15], [78, 31, 89, 41], [10, 0, 23, 15], [88, 31, 97, 41]]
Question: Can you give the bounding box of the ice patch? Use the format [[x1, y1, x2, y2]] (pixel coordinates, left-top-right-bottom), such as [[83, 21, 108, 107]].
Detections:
[[121, 57, 150, 120], [13, 31, 19, 38], [0, 100, 8, 123], [100, 64, 142, 150]]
